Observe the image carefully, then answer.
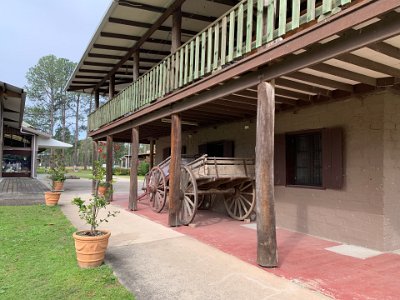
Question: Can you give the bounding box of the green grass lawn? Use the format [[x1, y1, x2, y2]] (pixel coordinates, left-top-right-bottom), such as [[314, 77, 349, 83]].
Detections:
[[65, 169, 145, 181], [0, 206, 134, 300]]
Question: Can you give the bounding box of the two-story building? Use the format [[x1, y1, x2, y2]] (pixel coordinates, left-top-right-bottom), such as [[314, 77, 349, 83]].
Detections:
[[67, 0, 400, 266]]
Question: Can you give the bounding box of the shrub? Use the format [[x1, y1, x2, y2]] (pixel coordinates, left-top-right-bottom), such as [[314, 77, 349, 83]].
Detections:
[[113, 167, 130, 176], [138, 161, 149, 176]]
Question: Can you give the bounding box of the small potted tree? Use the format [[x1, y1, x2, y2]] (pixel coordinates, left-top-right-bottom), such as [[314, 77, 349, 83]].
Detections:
[[72, 196, 118, 268], [49, 157, 66, 191], [92, 161, 111, 197], [44, 156, 66, 206], [71, 162, 119, 268]]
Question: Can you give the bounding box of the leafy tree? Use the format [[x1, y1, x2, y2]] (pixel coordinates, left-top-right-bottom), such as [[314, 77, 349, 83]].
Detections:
[[25, 55, 75, 136]]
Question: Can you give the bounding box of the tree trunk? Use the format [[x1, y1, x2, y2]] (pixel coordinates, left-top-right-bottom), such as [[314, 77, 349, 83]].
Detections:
[[49, 95, 55, 167], [73, 94, 81, 171], [61, 94, 67, 158]]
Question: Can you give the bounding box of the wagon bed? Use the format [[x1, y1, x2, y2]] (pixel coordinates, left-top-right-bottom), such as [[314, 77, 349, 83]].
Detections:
[[179, 155, 255, 225]]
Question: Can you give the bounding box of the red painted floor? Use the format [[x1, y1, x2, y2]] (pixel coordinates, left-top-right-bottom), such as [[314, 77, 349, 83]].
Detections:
[[113, 193, 400, 300]]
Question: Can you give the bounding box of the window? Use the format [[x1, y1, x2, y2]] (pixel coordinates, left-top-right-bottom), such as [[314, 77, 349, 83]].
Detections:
[[162, 146, 187, 160], [274, 128, 343, 189], [198, 140, 234, 157], [286, 132, 322, 187]]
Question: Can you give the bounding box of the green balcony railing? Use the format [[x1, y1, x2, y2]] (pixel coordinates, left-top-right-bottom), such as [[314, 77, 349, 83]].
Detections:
[[88, 0, 353, 131]]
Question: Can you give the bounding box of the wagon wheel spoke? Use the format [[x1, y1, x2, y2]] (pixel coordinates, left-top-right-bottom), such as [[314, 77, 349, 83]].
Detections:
[[179, 166, 198, 225], [148, 167, 167, 213], [224, 180, 255, 221]]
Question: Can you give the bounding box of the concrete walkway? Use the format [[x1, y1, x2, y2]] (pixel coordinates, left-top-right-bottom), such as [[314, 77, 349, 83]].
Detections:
[[58, 179, 329, 300]]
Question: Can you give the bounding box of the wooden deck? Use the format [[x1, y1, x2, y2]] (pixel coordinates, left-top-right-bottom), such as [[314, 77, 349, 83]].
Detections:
[[0, 178, 49, 205]]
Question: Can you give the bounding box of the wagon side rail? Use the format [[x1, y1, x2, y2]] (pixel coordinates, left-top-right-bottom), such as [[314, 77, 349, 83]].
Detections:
[[187, 155, 255, 179]]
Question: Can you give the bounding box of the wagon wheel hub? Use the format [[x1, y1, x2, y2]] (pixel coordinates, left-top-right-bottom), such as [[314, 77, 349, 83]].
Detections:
[[179, 190, 184, 200]]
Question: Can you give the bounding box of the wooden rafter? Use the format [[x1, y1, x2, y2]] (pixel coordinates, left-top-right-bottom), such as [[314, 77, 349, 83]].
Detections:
[[100, 32, 172, 45], [108, 17, 196, 36], [368, 42, 400, 60], [338, 53, 400, 78], [310, 63, 377, 86], [285, 72, 354, 92], [94, 0, 186, 91], [117, 0, 217, 22]]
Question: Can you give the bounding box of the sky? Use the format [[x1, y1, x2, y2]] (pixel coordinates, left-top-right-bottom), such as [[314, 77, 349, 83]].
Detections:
[[0, 0, 112, 89]]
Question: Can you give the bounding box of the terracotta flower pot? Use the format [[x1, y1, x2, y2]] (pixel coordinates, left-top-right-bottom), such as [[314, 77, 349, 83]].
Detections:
[[53, 181, 64, 191], [98, 186, 107, 196], [72, 230, 111, 268], [44, 191, 61, 206]]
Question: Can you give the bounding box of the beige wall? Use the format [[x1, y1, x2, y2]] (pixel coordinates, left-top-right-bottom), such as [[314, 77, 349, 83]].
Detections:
[[383, 91, 400, 250], [155, 90, 400, 251], [275, 93, 385, 250]]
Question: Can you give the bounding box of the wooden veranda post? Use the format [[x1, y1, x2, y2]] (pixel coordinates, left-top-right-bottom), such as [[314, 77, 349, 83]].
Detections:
[[94, 89, 100, 110], [256, 81, 278, 267], [92, 140, 98, 194], [149, 139, 155, 169], [129, 127, 139, 210], [171, 7, 182, 53], [168, 114, 182, 227], [133, 51, 139, 81], [106, 135, 113, 201], [109, 75, 115, 99]]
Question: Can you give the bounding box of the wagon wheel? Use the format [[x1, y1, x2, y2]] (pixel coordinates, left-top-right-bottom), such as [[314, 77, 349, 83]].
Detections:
[[198, 194, 216, 210], [179, 166, 198, 225], [224, 180, 255, 221], [148, 166, 167, 212]]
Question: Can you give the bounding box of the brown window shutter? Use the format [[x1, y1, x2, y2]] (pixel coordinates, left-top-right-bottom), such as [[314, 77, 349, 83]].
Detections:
[[322, 127, 343, 189], [274, 134, 286, 185]]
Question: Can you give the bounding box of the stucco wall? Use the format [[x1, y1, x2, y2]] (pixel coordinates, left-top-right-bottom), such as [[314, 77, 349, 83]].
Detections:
[[154, 91, 399, 251], [383, 91, 400, 250], [275, 93, 385, 250]]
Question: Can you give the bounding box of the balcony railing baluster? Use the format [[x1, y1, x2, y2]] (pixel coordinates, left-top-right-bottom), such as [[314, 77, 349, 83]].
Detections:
[[88, 0, 354, 131]]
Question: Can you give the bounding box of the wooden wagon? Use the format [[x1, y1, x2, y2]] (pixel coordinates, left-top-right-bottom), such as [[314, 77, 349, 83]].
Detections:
[[178, 155, 255, 225], [143, 155, 195, 212], [142, 154, 256, 225]]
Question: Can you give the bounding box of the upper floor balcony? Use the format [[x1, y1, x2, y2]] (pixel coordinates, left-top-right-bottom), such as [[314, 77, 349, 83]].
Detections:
[[66, 0, 383, 133]]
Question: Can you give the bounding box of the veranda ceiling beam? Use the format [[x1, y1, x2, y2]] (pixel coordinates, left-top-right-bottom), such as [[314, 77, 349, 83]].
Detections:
[[117, 0, 217, 22], [94, 0, 186, 92], [100, 32, 172, 45], [310, 64, 377, 86], [108, 17, 196, 36]]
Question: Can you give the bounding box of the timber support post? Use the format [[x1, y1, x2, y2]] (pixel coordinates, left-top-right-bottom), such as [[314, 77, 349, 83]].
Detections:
[[106, 135, 113, 202], [129, 127, 139, 210], [168, 114, 182, 227], [256, 80, 278, 267], [149, 139, 155, 169], [94, 89, 100, 110], [133, 51, 139, 81], [92, 141, 98, 194], [171, 6, 182, 53], [109, 75, 115, 99]]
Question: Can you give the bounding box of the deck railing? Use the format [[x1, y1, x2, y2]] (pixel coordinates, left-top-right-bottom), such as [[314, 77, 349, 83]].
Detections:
[[88, 0, 352, 131]]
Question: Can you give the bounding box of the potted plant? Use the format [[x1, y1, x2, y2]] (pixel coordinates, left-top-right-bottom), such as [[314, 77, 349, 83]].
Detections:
[[44, 191, 61, 206], [72, 195, 118, 268], [92, 161, 110, 197], [44, 156, 66, 206], [71, 161, 119, 268], [49, 157, 66, 191]]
